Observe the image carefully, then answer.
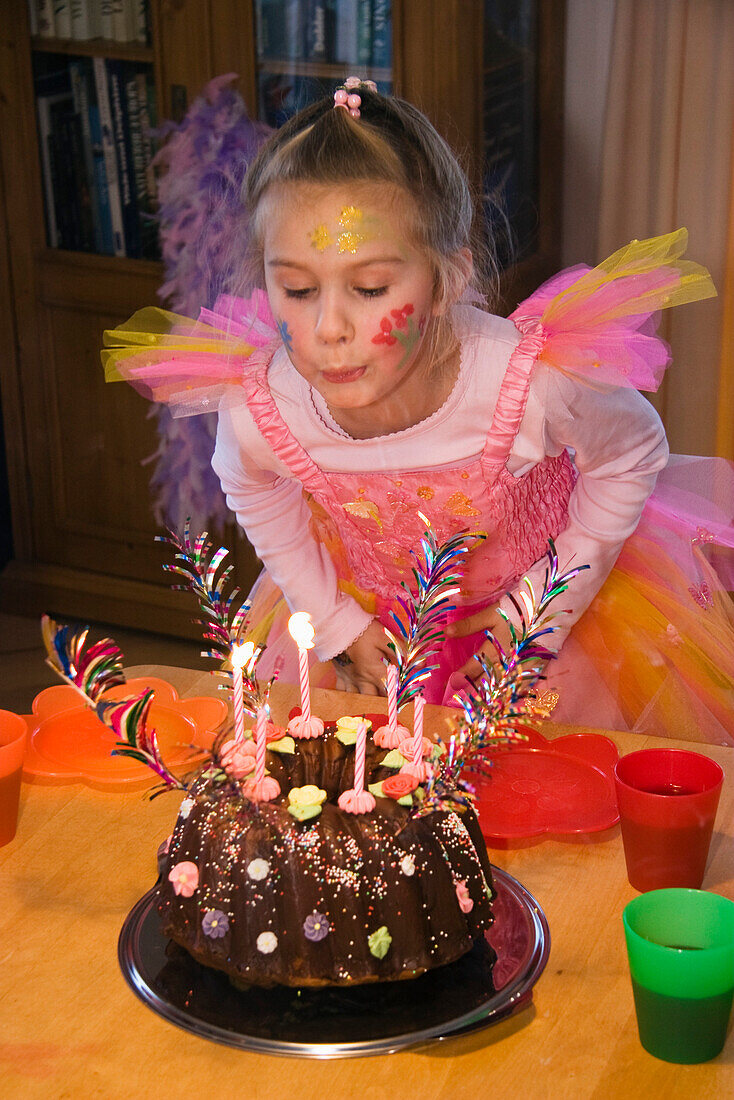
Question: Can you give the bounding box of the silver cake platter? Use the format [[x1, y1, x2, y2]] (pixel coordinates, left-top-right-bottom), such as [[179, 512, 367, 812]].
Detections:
[[118, 866, 549, 1058]]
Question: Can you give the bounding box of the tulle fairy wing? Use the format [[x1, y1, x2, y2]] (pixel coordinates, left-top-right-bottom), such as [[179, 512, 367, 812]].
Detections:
[[101, 289, 278, 416], [511, 229, 717, 392]]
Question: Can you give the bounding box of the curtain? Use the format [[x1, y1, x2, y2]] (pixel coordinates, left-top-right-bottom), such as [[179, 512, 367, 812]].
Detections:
[[598, 0, 734, 458]]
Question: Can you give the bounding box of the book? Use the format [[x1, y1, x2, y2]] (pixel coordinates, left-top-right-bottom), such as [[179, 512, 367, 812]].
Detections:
[[106, 59, 141, 256], [70, 0, 97, 39], [306, 0, 331, 61], [36, 0, 56, 37], [53, 0, 72, 38], [87, 83, 116, 254], [99, 0, 115, 39], [66, 110, 96, 250], [92, 56, 125, 255], [69, 59, 103, 251], [356, 0, 372, 66], [335, 0, 357, 64], [49, 102, 82, 248], [135, 67, 159, 258], [111, 0, 128, 42], [131, 0, 148, 44], [371, 0, 391, 68], [35, 62, 73, 247]]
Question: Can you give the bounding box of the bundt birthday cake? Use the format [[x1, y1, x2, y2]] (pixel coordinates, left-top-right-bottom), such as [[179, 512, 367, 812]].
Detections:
[[157, 718, 496, 988]]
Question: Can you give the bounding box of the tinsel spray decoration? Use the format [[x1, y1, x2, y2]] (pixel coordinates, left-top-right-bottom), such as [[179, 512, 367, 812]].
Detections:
[[417, 541, 589, 816], [149, 74, 272, 533], [41, 614, 126, 704], [96, 689, 187, 799], [157, 519, 278, 716], [384, 515, 486, 708]]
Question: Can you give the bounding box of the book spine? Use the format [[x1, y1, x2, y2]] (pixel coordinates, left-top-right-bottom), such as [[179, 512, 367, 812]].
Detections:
[[53, 0, 72, 38], [371, 0, 391, 69], [36, 95, 60, 246], [132, 0, 148, 44], [356, 0, 372, 66], [70, 0, 97, 39], [107, 59, 140, 257], [335, 0, 357, 64], [67, 111, 96, 250], [124, 69, 149, 256], [50, 106, 82, 249], [111, 0, 127, 42], [69, 59, 103, 251], [87, 93, 115, 254], [37, 0, 56, 36], [99, 0, 115, 38], [306, 0, 327, 61], [92, 56, 125, 255]]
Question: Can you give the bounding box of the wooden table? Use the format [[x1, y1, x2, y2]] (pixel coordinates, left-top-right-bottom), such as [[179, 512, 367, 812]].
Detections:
[[2, 666, 732, 1099]]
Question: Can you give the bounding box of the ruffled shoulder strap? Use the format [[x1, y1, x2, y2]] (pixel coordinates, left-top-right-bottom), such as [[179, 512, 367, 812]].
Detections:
[[101, 289, 280, 417], [509, 228, 716, 392]]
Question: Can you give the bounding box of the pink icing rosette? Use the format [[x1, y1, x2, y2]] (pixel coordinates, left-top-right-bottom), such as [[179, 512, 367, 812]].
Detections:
[[373, 723, 411, 749], [337, 788, 377, 814], [243, 775, 281, 802], [287, 715, 326, 740]]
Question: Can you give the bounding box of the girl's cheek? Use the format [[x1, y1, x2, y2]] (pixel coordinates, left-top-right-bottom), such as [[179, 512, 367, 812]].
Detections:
[[276, 316, 296, 355], [368, 302, 426, 368]]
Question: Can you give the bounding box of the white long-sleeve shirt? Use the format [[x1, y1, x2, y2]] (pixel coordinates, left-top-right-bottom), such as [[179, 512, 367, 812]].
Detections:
[[212, 305, 669, 660]]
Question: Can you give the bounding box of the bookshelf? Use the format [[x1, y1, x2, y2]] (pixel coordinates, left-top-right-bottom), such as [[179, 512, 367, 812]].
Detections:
[[0, 0, 564, 638]]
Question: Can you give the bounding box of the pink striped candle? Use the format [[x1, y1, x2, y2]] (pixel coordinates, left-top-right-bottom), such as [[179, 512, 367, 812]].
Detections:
[[412, 694, 425, 766], [230, 642, 254, 748], [288, 613, 316, 720], [387, 664, 398, 733], [254, 704, 268, 785], [354, 720, 368, 791]]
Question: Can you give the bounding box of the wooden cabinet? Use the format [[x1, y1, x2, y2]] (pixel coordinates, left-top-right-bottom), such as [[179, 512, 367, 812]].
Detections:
[[0, 0, 564, 638]]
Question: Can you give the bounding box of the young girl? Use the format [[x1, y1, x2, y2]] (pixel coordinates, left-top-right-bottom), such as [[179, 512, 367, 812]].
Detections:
[[104, 79, 734, 745]]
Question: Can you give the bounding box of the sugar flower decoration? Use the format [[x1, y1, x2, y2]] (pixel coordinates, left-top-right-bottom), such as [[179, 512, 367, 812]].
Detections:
[[400, 854, 416, 877], [247, 858, 270, 881], [168, 861, 199, 897], [288, 785, 327, 807], [368, 926, 392, 959], [257, 931, 278, 954], [179, 797, 195, 819], [455, 880, 474, 913], [303, 912, 331, 943], [202, 909, 229, 938]]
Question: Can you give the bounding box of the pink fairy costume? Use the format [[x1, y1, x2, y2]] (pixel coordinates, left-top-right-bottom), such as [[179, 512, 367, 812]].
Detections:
[[103, 230, 734, 744]]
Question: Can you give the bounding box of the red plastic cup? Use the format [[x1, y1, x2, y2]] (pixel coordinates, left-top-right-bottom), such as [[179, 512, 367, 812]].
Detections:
[[0, 710, 28, 846], [614, 749, 724, 892]]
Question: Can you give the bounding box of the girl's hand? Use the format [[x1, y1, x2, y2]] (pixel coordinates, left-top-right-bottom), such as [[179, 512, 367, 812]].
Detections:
[[332, 621, 395, 696], [446, 604, 515, 681]]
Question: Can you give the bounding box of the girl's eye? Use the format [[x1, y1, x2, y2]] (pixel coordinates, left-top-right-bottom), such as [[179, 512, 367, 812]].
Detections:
[[283, 287, 314, 299], [356, 285, 388, 298]]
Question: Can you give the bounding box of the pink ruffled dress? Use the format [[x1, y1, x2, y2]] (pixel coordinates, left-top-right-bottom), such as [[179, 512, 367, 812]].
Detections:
[[103, 231, 734, 744]]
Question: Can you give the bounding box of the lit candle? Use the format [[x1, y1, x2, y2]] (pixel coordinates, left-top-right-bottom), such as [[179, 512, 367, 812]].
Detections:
[[412, 693, 425, 767], [230, 641, 254, 748], [288, 612, 315, 720]]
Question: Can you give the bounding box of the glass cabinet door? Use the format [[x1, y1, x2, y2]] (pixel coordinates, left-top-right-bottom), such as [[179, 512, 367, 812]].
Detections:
[[482, 1, 539, 268], [253, 1, 393, 127]]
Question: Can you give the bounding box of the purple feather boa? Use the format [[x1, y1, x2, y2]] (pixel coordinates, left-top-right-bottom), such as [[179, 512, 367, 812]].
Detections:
[[150, 74, 272, 532]]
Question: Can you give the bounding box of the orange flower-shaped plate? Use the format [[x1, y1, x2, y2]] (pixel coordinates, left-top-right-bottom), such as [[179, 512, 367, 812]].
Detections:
[[20, 677, 228, 791]]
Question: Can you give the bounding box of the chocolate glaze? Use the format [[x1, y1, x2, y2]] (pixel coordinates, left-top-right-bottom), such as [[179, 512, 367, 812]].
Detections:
[[158, 729, 495, 988]]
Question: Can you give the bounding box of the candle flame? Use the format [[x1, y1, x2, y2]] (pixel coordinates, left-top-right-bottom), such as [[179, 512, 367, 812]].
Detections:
[[288, 612, 316, 650], [231, 640, 255, 669]]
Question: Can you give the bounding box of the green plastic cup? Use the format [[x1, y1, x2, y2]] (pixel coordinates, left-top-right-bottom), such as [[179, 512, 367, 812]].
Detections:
[[623, 889, 734, 1063]]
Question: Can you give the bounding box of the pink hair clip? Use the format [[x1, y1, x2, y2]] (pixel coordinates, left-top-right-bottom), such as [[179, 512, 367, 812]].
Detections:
[[333, 76, 378, 118]]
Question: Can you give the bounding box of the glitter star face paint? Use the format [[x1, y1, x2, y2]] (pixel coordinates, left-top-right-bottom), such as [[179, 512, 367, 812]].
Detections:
[[263, 183, 443, 437]]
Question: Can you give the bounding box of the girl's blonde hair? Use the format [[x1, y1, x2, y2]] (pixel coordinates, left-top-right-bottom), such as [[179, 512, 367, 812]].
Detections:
[[242, 87, 499, 316]]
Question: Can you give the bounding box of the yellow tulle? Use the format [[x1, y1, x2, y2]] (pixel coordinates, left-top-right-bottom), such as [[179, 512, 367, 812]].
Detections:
[[101, 307, 256, 383], [543, 228, 717, 328]]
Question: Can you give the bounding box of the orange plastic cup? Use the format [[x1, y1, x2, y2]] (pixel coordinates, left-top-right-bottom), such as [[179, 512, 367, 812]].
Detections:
[[0, 710, 28, 846]]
